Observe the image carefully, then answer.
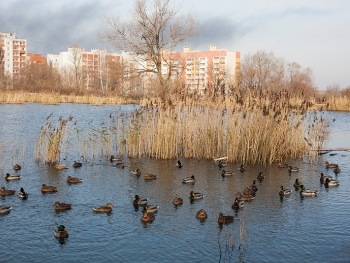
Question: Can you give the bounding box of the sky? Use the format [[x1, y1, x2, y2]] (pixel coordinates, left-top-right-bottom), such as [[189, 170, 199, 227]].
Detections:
[[1, 0, 349, 90]]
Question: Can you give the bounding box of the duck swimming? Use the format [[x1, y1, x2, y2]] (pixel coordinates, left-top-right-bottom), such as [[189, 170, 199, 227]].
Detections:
[[0, 205, 12, 215], [333, 165, 341, 174], [300, 185, 318, 197], [54, 225, 69, 238], [72, 161, 82, 168], [141, 212, 155, 223], [172, 197, 183, 206], [0, 187, 15, 196], [221, 170, 234, 177], [67, 176, 82, 184], [142, 205, 159, 214], [235, 192, 255, 202], [183, 175, 195, 184], [176, 160, 183, 168], [133, 195, 148, 206], [257, 172, 264, 181], [324, 178, 340, 188], [279, 186, 292, 197], [110, 155, 122, 162], [41, 184, 57, 194], [18, 187, 28, 200], [320, 173, 333, 184], [144, 173, 157, 180], [13, 164, 21, 171], [294, 179, 302, 190], [239, 164, 246, 172], [5, 173, 21, 181], [196, 209, 208, 219], [288, 166, 299, 172], [93, 203, 113, 213], [218, 213, 234, 224], [325, 161, 338, 169], [232, 198, 244, 210], [54, 164, 68, 170], [190, 191, 204, 200], [131, 169, 141, 176], [54, 201, 72, 211]]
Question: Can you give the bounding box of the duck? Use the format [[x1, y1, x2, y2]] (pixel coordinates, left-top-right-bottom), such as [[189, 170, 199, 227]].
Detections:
[[190, 191, 204, 200], [133, 195, 148, 206], [115, 162, 125, 169], [131, 169, 141, 176], [279, 186, 292, 197], [144, 173, 157, 180], [93, 203, 113, 213], [183, 175, 195, 184], [41, 184, 58, 194], [5, 173, 21, 181], [278, 162, 288, 168], [54, 201, 72, 211], [142, 205, 159, 214], [196, 209, 208, 219], [333, 165, 341, 174], [67, 176, 82, 184], [320, 173, 333, 184], [288, 166, 299, 172], [243, 187, 255, 196], [235, 192, 255, 202], [13, 164, 21, 171], [325, 161, 338, 169], [0, 205, 12, 215], [72, 161, 82, 168], [232, 198, 244, 210], [324, 178, 340, 188], [257, 172, 264, 181], [218, 160, 227, 168], [18, 187, 28, 199], [54, 225, 69, 238], [218, 213, 234, 224], [250, 180, 258, 193], [110, 155, 122, 162], [293, 179, 302, 190], [239, 164, 246, 172], [0, 187, 15, 196], [176, 160, 183, 168], [221, 170, 234, 177], [54, 164, 68, 170], [172, 197, 183, 206], [141, 212, 155, 223], [300, 185, 318, 197]]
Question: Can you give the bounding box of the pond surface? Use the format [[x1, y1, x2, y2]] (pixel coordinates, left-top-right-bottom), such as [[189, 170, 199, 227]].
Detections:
[[0, 104, 349, 263]]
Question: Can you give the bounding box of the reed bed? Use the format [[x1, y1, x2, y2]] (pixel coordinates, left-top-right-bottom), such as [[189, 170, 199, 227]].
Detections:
[[117, 94, 327, 165], [326, 96, 350, 111]]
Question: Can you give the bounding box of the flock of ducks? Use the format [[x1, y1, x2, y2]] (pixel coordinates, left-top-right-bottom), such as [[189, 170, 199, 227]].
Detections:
[[1, 157, 343, 238]]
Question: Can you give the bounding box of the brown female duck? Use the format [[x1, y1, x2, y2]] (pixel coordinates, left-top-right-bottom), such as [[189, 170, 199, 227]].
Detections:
[[41, 184, 58, 194]]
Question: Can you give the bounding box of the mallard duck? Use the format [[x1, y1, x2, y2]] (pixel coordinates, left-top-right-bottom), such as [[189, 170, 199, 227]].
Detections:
[[243, 187, 255, 196], [18, 187, 28, 199], [41, 184, 58, 194], [13, 164, 21, 171], [218, 160, 227, 168], [72, 161, 82, 168], [115, 162, 125, 169], [67, 176, 82, 184], [218, 213, 234, 224], [279, 186, 292, 197], [325, 161, 338, 169], [221, 170, 234, 177], [288, 166, 299, 172], [294, 179, 302, 190], [232, 198, 244, 210], [182, 175, 195, 184], [144, 173, 157, 180], [257, 172, 264, 181], [196, 209, 208, 219], [320, 173, 333, 184], [0, 187, 15, 196], [110, 155, 122, 162], [172, 197, 183, 206], [93, 203, 113, 213], [300, 185, 318, 197], [235, 192, 255, 202], [239, 164, 246, 172], [133, 195, 148, 206], [250, 180, 258, 193], [324, 178, 340, 188], [143, 205, 159, 214], [333, 165, 341, 174], [176, 160, 183, 168], [141, 212, 155, 223], [131, 169, 141, 176], [190, 191, 204, 200], [0, 205, 12, 215], [54, 164, 68, 170], [54, 225, 69, 238], [54, 201, 72, 211], [278, 162, 288, 168], [5, 173, 21, 181]]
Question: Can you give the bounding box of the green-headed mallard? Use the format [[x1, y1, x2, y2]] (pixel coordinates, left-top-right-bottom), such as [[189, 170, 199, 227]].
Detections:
[[182, 175, 195, 184], [5, 173, 21, 181], [190, 191, 204, 200], [54, 225, 69, 238], [279, 186, 292, 197], [300, 185, 318, 197]]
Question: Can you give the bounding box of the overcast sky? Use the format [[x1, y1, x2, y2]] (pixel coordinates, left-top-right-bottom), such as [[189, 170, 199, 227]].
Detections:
[[1, 0, 349, 90]]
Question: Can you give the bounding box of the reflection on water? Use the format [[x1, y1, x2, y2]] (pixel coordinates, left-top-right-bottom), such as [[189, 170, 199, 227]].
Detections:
[[0, 104, 350, 262]]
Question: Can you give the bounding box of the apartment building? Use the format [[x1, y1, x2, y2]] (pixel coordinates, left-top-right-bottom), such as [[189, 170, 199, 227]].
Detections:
[[0, 32, 27, 78]]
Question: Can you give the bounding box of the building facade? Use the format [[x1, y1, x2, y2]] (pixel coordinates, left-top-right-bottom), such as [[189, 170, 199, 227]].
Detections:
[[0, 32, 27, 79]]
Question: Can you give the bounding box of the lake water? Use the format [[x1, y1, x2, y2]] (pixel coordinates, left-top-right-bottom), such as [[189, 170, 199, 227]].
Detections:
[[0, 104, 349, 263]]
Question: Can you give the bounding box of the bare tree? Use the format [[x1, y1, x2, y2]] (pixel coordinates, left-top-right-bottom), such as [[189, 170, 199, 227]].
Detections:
[[103, 0, 196, 100]]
